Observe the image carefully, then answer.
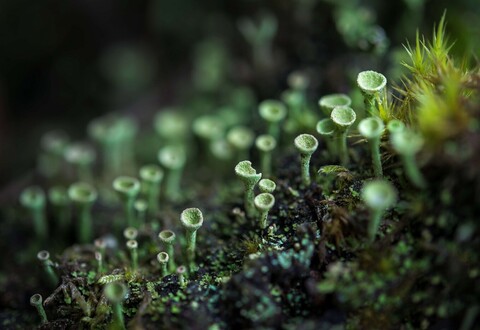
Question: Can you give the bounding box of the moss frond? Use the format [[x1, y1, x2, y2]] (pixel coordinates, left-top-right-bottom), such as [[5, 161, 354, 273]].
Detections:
[[392, 12, 477, 145]]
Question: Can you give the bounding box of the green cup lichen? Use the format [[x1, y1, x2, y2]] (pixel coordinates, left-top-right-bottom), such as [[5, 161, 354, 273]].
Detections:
[[210, 139, 235, 162], [294, 134, 318, 185], [37, 250, 58, 287], [255, 134, 277, 177], [88, 115, 138, 178], [357, 70, 387, 117], [104, 282, 128, 330], [95, 251, 104, 275], [192, 115, 225, 144], [258, 178, 276, 193], [113, 176, 141, 228], [68, 182, 98, 243], [361, 179, 397, 242], [227, 126, 255, 161], [258, 100, 287, 141], [316, 118, 337, 159], [282, 89, 305, 121], [20, 186, 47, 241], [123, 227, 138, 240], [139, 164, 163, 216], [48, 186, 70, 234], [154, 109, 189, 144], [126, 239, 138, 272], [358, 117, 385, 177], [180, 208, 204, 270], [38, 130, 69, 178], [254, 193, 275, 229], [330, 106, 356, 166], [391, 129, 427, 189], [158, 230, 177, 272], [287, 70, 310, 91], [318, 94, 352, 116], [387, 119, 405, 134], [235, 160, 262, 217], [30, 294, 48, 325], [64, 142, 96, 182], [134, 199, 148, 225], [158, 145, 186, 201], [157, 252, 169, 277], [176, 265, 187, 288]]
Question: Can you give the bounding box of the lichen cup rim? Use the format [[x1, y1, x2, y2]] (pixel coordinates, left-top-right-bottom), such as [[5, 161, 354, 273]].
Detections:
[[254, 193, 275, 212], [391, 129, 424, 155], [259, 100, 287, 122], [235, 160, 261, 178], [316, 118, 336, 136], [180, 208, 204, 231], [357, 70, 387, 94], [158, 229, 176, 243], [158, 146, 187, 170], [331, 106, 356, 127], [140, 164, 164, 182], [68, 182, 98, 203], [361, 179, 397, 210], [294, 134, 319, 154], [319, 93, 352, 115], [358, 117, 385, 139], [112, 176, 141, 195], [255, 135, 277, 152]]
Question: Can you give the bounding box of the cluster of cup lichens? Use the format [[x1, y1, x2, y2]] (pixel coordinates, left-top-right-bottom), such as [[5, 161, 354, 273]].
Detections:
[[23, 67, 430, 326], [23, 111, 212, 327], [232, 70, 426, 243], [29, 206, 204, 328]]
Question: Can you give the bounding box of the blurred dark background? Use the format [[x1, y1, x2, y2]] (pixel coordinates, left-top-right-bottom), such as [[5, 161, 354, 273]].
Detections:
[[0, 0, 478, 187]]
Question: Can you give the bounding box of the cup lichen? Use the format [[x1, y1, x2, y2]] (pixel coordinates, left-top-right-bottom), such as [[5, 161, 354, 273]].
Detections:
[[358, 117, 385, 177], [294, 134, 319, 185], [254, 193, 275, 229], [330, 106, 356, 166], [180, 208, 204, 270], [68, 182, 98, 243], [235, 160, 262, 217]]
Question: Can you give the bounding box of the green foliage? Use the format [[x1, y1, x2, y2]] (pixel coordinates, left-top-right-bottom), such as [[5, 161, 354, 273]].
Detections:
[[395, 13, 477, 144], [318, 165, 349, 175]]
